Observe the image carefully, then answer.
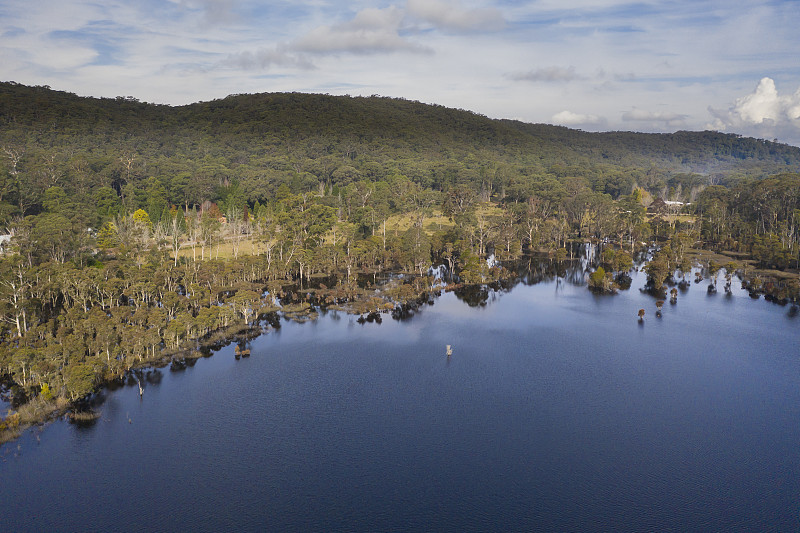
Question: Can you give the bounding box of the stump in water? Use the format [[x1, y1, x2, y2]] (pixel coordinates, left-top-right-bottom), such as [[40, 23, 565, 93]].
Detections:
[[234, 345, 250, 358]]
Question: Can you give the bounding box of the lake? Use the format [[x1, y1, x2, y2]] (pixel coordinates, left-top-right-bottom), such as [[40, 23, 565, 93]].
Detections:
[[2, 263, 799, 532]]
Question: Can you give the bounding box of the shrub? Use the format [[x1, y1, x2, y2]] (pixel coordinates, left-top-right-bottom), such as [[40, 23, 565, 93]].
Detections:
[[40, 383, 53, 401]]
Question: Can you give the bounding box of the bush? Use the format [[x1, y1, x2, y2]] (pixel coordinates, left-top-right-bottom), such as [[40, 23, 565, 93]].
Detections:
[[40, 383, 53, 401], [0, 410, 21, 431], [589, 267, 617, 293], [589, 267, 607, 288], [64, 363, 97, 401]]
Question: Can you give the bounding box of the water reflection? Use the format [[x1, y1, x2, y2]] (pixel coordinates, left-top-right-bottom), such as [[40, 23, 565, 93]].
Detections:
[[2, 249, 799, 532]]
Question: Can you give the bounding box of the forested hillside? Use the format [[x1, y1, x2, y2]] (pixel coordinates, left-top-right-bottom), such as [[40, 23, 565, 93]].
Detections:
[[1, 81, 798, 436], [2, 80, 799, 225]]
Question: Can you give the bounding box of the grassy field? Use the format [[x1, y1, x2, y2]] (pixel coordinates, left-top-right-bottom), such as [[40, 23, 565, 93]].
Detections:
[[687, 248, 799, 280], [384, 209, 454, 237], [175, 239, 264, 261], [646, 213, 697, 225], [173, 205, 484, 261]]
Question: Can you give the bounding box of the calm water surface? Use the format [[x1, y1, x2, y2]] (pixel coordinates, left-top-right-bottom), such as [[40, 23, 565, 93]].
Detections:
[[2, 267, 799, 532]]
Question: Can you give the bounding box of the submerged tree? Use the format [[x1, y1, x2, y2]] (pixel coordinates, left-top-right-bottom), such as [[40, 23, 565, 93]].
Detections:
[[588, 266, 616, 294]]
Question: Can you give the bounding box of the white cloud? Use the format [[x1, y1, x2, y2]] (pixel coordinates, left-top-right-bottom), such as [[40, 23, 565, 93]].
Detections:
[[707, 77, 800, 143], [552, 110, 605, 126], [511, 66, 582, 83], [224, 46, 314, 71], [294, 6, 430, 55], [622, 108, 687, 126], [713, 77, 799, 125], [406, 0, 506, 32], [731, 77, 781, 124], [165, 0, 241, 27], [189, 0, 239, 27]]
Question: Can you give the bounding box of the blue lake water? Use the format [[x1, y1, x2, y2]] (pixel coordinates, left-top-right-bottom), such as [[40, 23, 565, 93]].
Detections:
[[1, 266, 799, 531]]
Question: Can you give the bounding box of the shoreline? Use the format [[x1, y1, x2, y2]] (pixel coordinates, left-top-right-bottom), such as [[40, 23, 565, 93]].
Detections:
[[0, 274, 463, 446], [2, 251, 797, 447]]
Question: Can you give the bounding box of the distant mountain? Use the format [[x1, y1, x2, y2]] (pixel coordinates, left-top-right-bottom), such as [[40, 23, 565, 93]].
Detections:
[[1, 81, 798, 212]]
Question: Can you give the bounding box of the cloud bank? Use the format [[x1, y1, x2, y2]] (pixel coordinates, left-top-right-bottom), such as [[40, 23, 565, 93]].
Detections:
[[225, 46, 314, 71], [622, 108, 687, 127], [295, 6, 430, 55], [552, 110, 605, 127], [406, 0, 506, 32], [512, 66, 583, 83]]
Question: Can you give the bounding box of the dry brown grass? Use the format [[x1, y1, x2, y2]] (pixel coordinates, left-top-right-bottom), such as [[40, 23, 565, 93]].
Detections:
[[170, 203, 505, 262], [0, 396, 70, 446], [0, 427, 21, 445], [67, 410, 101, 422], [687, 248, 799, 280], [385, 204, 502, 236], [175, 239, 263, 261], [687, 248, 742, 265], [17, 396, 68, 424], [384, 209, 453, 236], [645, 213, 697, 226]]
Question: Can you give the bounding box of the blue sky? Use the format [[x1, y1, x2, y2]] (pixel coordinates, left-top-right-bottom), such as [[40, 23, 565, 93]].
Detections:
[[2, 0, 800, 144]]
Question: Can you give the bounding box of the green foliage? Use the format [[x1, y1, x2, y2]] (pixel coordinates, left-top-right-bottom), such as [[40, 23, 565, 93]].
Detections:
[[94, 187, 121, 221], [459, 249, 488, 284], [752, 233, 792, 269], [145, 177, 169, 224], [644, 255, 671, 292], [132, 209, 153, 230], [0, 410, 21, 431], [601, 247, 615, 267], [588, 267, 613, 293], [633, 222, 652, 243], [43, 186, 67, 212], [97, 221, 120, 249], [64, 363, 96, 401], [589, 267, 605, 285], [401, 226, 432, 275], [614, 251, 634, 272], [40, 383, 53, 401]]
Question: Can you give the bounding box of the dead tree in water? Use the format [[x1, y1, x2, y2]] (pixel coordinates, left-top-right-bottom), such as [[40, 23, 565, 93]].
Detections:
[[134, 372, 143, 397]]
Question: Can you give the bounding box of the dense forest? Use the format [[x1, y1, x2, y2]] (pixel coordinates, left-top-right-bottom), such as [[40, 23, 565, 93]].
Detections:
[[1, 81, 799, 438]]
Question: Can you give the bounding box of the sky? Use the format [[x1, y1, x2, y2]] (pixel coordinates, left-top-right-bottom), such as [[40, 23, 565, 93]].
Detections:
[[2, 0, 800, 145]]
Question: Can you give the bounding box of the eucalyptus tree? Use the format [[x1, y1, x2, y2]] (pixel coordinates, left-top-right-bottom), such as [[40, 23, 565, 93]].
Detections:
[[199, 211, 221, 261], [643, 252, 671, 294], [0, 255, 33, 338]]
